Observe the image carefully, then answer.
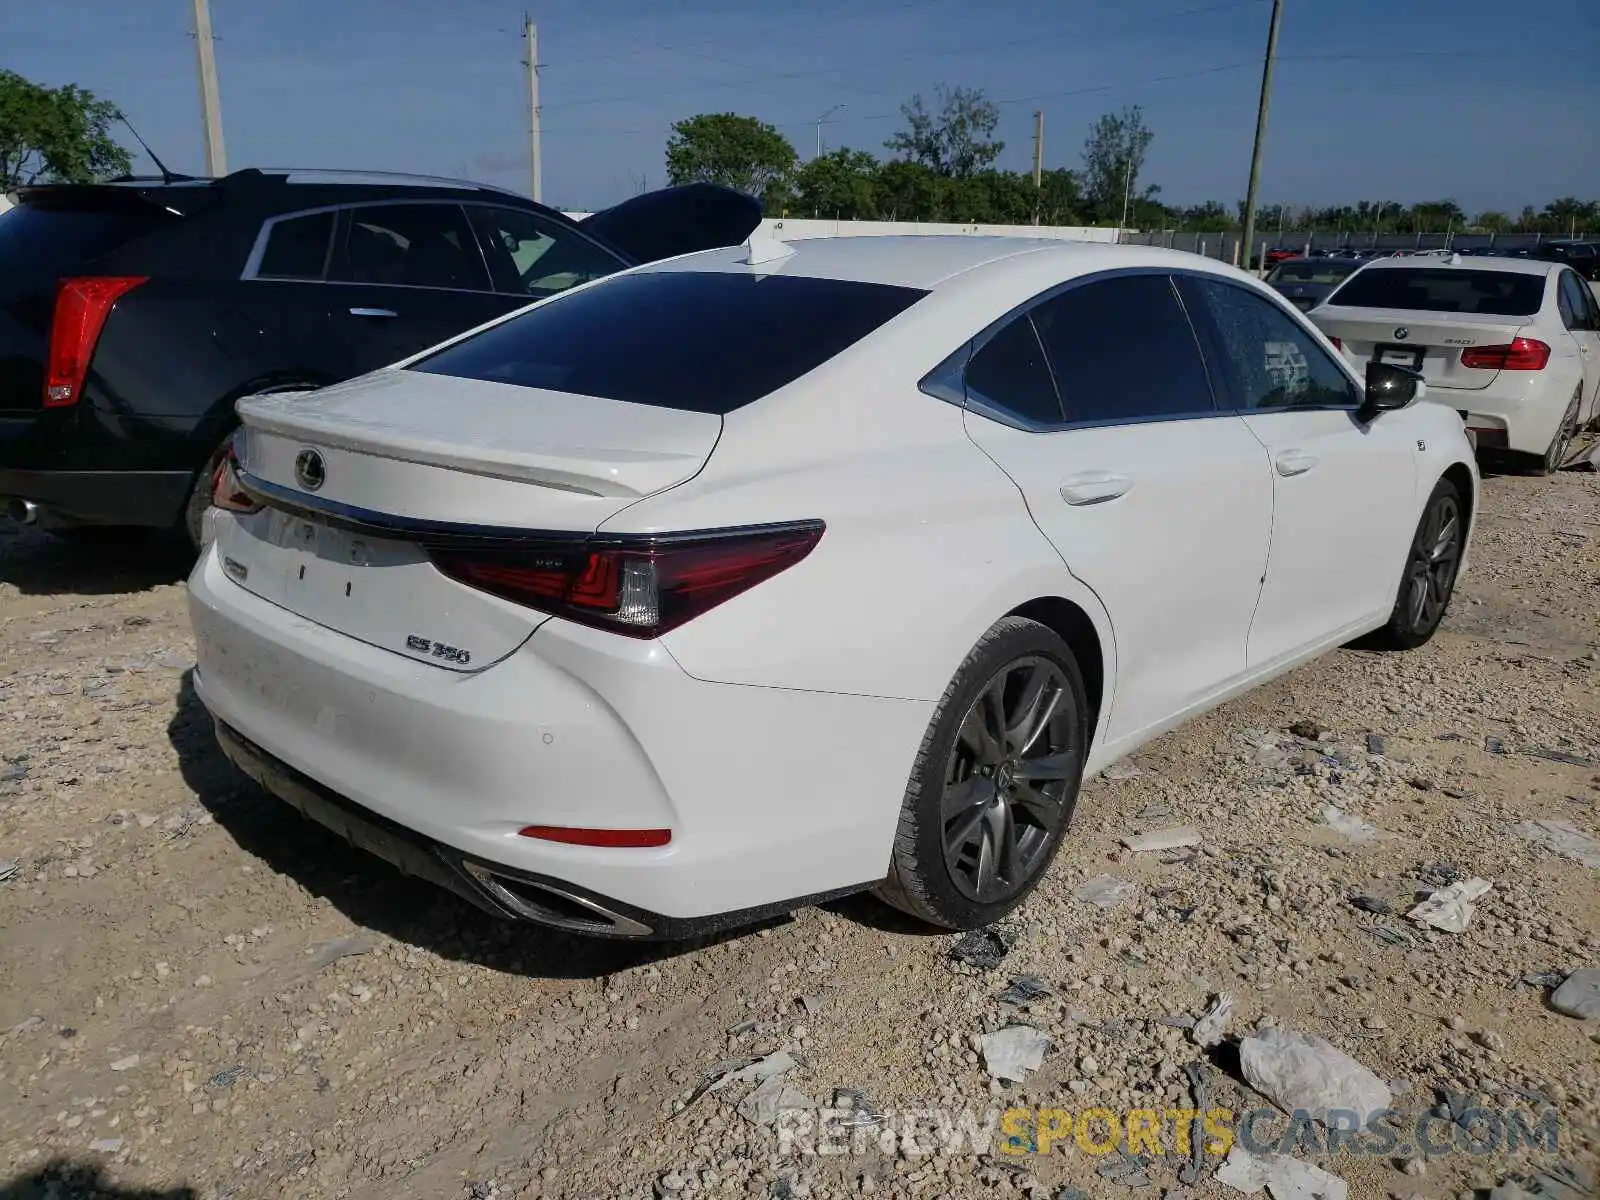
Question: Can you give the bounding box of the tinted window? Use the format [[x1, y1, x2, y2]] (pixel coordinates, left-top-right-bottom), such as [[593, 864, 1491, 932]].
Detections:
[[0, 205, 164, 298], [1325, 268, 1545, 316], [964, 315, 1061, 424], [1556, 273, 1584, 329], [1029, 274, 1215, 423], [255, 211, 334, 280], [1189, 278, 1357, 411], [466, 206, 622, 299], [333, 204, 490, 291], [412, 270, 926, 413], [1268, 261, 1357, 284]]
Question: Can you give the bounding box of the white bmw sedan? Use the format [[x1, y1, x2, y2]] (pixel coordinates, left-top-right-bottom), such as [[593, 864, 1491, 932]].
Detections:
[[188, 236, 1478, 938], [1308, 253, 1600, 472]]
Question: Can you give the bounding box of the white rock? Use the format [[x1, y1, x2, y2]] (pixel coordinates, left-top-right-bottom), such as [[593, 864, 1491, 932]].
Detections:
[[1239, 1028, 1392, 1126], [1121, 826, 1203, 854], [1192, 992, 1237, 1048], [1320, 807, 1380, 844], [109, 1055, 139, 1072], [1075, 874, 1135, 909], [980, 1025, 1051, 1083], [1215, 1145, 1348, 1200]]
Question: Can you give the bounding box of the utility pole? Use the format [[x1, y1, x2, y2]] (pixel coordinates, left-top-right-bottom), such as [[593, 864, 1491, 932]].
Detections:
[[814, 104, 845, 160], [1031, 110, 1044, 225], [524, 15, 542, 203], [191, 0, 227, 176], [1239, 0, 1284, 275], [1117, 155, 1133, 244]]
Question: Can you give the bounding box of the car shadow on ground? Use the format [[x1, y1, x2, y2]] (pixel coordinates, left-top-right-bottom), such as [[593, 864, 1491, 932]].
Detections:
[[0, 527, 193, 597], [166, 671, 777, 979], [0, 1159, 198, 1199]]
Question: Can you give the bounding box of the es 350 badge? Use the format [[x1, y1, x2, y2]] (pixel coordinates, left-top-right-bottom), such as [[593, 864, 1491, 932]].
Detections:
[[406, 634, 472, 665]]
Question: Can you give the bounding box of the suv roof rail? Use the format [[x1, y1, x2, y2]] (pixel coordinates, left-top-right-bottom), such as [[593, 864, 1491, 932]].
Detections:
[[220, 167, 525, 197]]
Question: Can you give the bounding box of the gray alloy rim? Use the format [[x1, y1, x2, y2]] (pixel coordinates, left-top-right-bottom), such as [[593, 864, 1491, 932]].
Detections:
[[1546, 394, 1580, 473], [1405, 493, 1461, 633], [942, 656, 1075, 903]]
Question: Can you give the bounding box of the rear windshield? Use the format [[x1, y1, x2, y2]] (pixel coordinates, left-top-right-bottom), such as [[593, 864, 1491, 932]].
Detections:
[[0, 205, 162, 296], [411, 269, 928, 413], [1324, 268, 1545, 316], [1269, 261, 1357, 284]]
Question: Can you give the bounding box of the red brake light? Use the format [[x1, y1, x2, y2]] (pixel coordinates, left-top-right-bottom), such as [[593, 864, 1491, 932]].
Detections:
[[429, 522, 824, 638], [211, 442, 263, 514], [1459, 337, 1550, 371], [44, 276, 147, 407]]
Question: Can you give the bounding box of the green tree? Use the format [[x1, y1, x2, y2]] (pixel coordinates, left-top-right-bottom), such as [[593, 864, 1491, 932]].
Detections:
[[793, 148, 880, 219], [873, 159, 945, 220], [1180, 201, 1235, 231], [1472, 211, 1510, 233], [1080, 106, 1155, 222], [884, 84, 1003, 179], [664, 113, 797, 212], [1540, 196, 1598, 235], [1036, 168, 1083, 226], [0, 69, 131, 191]]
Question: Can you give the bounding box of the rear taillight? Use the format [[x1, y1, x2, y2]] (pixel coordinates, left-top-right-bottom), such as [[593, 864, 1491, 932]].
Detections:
[[1460, 337, 1550, 371], [211, 442, 263, 514], [429, 522, 824, 638], [44, 276, 147, 407], [1328, 336, 1342, 350]]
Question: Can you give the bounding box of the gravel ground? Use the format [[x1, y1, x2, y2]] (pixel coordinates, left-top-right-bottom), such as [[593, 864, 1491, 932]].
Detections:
[[1, 464, 1597, 1200]]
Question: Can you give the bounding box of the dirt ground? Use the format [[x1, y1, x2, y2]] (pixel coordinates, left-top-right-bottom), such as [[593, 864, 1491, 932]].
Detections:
[[1, 463, 1597, 1200]]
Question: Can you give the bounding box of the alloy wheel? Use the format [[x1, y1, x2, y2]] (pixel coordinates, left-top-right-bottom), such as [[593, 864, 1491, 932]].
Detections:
[[1404, 493, 1462, 634], [941, 656, 1076, 903], [1545, 393, 1580, 473]]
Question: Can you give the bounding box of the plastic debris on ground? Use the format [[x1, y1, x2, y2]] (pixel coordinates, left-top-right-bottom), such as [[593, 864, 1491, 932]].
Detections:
[[737, 1074, 815, 1127], [308, 932, 380, 970], [1238, 1028, 1392, 1126], [1191, 992, 1236, 1048], [1075, 874, 1135, 909], [1214, 1145, 1348, 1200], [1095, 1150, 1154, 1188], [1513, 819, 1600, 868], [1121, 826, 1203, 854], [1407, 876, 1493, 933], [980, 1025, 1052, 1083], [1347, 895, 1392, 915], [1549, 969, 1600, 1019], [1527, 746, 1597, 768], [713, 1050, 796, 1091], [949, 927, 1016, 970], [1319, 806, 1379, 844], [1101, 760, 1143, 780], [832, 1087, 882, 1128], [0, 858, 18, 884], [998, 974, 1052, 1007]]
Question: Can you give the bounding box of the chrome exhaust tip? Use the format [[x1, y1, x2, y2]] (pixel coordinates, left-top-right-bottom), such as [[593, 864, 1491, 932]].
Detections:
[[7, 498, 39, 525], [459, 861, 654, 938]]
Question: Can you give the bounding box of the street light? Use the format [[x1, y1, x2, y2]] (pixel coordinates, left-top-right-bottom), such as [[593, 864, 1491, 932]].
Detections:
[[814, 104, 846, 160]]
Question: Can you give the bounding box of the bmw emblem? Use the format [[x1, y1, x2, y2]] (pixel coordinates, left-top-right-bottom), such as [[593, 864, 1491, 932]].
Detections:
[[1393, 327, 1410, 341], [294, 449, 326, 492]]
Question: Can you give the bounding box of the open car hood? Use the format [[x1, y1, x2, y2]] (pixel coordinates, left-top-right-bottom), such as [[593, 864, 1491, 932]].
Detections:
[[580, 183, 763, 265]]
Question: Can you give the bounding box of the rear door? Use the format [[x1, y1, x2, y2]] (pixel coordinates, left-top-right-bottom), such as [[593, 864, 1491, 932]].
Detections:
[[322, 202, 517, 372], [962, 272, 1275, 745], [1556, 269, 1600, 422], [1182, 275, 1418, 668]]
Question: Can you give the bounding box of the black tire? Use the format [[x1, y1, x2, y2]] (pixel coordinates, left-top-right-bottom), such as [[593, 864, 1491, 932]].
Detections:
[[181, 434, 234, 551], [1360, 476, 1465, 651], [876, 616, 1089, 930], [1531, 390, 1581, 476]]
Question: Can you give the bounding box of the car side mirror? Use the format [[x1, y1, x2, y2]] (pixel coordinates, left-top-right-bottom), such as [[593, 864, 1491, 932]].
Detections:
[[1357, 361, 1425, 423]]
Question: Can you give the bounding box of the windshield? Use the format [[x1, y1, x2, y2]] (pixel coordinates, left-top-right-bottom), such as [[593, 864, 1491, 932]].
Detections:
[[1324, 268, 1546, 316], [1268, 261, 1357, 284]]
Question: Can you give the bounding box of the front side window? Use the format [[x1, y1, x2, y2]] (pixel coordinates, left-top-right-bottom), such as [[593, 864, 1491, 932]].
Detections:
[[466, 206, 623, 299], [254, 211, 335, 280], [331, 203, 490, 292], [963, 315, 1062, 425], [1187, 277, 1357, 411], [1029, 274, 1216, 424], [1557, 271, 1592, 331]]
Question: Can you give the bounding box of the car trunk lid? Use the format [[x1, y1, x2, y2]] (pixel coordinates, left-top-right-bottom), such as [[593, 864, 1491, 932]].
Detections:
[[577, 183, 762, 265], [218, 368, 722, 670], [1309, 308, 1530, 391]]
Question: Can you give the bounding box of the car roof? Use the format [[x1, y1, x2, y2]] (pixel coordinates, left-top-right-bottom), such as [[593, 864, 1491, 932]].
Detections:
[[1354, 253, 1560, 278], [645, 235, 1243, 291]]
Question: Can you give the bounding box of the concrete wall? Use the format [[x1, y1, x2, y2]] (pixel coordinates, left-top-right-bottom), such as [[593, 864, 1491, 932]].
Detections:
[[563, 212, 1123, 244]]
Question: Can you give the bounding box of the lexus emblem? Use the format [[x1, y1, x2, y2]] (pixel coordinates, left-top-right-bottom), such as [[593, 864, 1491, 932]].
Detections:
[[1393, 327, 1410, 341], [294, 449, 326, 492]]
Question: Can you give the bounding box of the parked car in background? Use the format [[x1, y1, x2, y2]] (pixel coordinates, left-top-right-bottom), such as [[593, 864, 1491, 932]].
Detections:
[[190, 236, 1477, 938], [0, 169, 761, 545], [1265, 256, 1363, 311], [1309, 253, 1600, 472], [1528, 239, 1599, 281]]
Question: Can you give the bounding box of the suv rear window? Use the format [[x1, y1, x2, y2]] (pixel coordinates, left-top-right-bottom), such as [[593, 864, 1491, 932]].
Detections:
[[0, 204, 164, 297], [411, 269, 927, 412], [1324, 268, 1545, 316]]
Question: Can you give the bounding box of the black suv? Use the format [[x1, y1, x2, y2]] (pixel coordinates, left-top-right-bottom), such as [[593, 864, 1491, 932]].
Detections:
[[1530, 239, 1599, 281], [0, 169, 760, 544]]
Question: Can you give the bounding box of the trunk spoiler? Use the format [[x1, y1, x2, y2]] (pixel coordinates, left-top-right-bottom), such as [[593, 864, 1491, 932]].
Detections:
[[579, 183, 763, 265]]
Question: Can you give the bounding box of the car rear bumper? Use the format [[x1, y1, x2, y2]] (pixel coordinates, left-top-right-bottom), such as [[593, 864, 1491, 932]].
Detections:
[[187, 542, 930, 932], [1442, 377, 1572, 456], [0, 468, 192, 529]]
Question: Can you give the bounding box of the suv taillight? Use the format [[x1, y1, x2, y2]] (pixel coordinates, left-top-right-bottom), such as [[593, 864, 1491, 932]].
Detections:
[[429, 522, 824, 638], [1459, 337, 1550, 371], [44, 276, 147, 407]]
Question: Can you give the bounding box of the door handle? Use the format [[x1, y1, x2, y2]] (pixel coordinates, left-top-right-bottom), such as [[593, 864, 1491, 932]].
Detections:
[[1275, 449, 1318, 476], [348, 307, 398, 319], [1059, 471, 1133, 505]]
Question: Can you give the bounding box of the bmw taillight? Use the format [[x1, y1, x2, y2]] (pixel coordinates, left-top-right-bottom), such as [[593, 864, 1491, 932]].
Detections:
[[429, 522, 824, 638], [44, 276, 147, 407], [211, 441, 263, 514], [1459, 337, 1550, 371]]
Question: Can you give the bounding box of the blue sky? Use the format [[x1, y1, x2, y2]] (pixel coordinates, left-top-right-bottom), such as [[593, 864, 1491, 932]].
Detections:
[[8, 0, 1597, 214]]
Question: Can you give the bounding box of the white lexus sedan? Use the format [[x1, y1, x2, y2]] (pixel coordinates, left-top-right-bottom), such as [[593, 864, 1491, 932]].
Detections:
[[188, 236, 1478, 939], [1308, 253, 1600, 472]]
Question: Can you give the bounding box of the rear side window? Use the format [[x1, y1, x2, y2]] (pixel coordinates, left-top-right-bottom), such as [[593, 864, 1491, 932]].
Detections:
[[254, 211, 335, 280], [964, 315, 1062, 424], [1325, 268, 1545, 316], [0, 205, 163, 297], [1030, 274, 1216, 423], [411, 270, 926, 413], [332, 204, 491, 292]]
